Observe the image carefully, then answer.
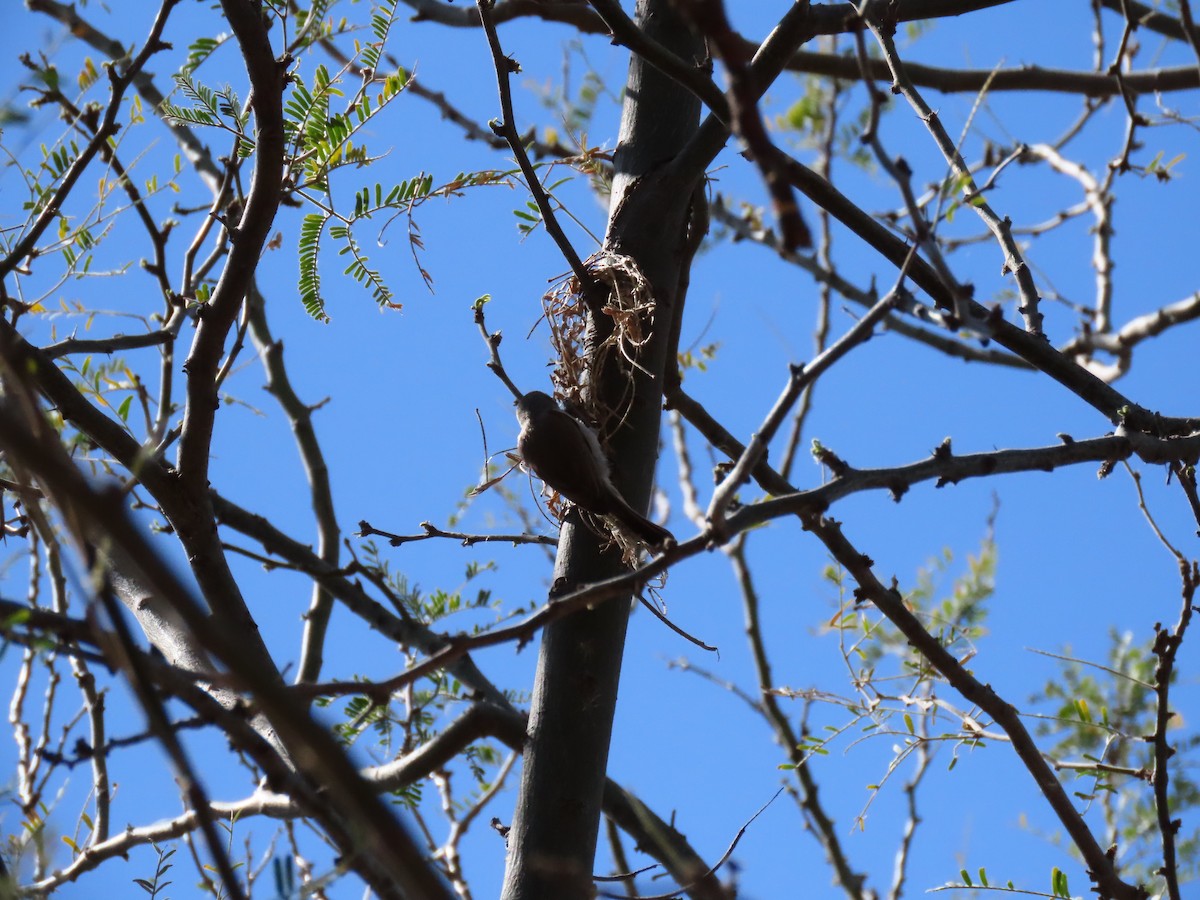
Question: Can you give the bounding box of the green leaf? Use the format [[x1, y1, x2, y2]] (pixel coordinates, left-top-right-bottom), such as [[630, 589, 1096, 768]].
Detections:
[[1075, 697, 1091, 723], [298, 212, 331, 322], [1051, 867, 1069, 897]]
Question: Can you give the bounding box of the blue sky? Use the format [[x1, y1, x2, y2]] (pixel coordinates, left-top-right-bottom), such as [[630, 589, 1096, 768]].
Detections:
[[1, 2, 1199, 898]]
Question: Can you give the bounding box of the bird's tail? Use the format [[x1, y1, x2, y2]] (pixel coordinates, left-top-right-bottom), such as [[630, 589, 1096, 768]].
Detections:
[[613, 500, 674, 550]]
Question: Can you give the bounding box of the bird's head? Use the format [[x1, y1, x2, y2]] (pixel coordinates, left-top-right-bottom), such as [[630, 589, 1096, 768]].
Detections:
[[514, 390, 558, 422]]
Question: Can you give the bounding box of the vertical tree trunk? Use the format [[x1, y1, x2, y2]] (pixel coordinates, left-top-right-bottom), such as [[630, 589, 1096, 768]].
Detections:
[[500, 2, 704, 898]]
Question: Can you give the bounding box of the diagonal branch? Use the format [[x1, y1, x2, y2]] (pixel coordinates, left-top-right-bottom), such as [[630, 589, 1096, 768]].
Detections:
[[0, 394, 452, 900], [0, 0, 180, 280], [211, 490, 514, 710], [26, 0, 226, 194], [863, 12, 1044, 336], [44, 330, 174, 359], [244, 282, 340, 685], [762, 148, 1200, 435], [475, 0, 594, 297], [802, 514, 1143, 900], [708, 286, 901, 533], [676, 0, 812, 250], [177, 0, 287, 491]]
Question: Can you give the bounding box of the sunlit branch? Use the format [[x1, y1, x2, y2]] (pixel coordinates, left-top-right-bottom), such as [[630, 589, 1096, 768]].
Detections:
[[475, 0, 594, 300], [801, 514, 1141, 900], [0, 0, 180, 280]]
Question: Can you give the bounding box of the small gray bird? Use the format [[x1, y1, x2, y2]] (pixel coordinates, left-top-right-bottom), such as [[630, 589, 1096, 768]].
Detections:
[[514, 391, 673, 548]]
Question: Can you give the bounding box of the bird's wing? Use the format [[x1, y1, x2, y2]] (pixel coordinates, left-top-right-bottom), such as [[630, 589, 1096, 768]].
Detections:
[[520, 409, 614, 513]]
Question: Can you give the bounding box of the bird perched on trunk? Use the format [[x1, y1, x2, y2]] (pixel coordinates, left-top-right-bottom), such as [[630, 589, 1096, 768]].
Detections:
[[514, 390, 673, 549]]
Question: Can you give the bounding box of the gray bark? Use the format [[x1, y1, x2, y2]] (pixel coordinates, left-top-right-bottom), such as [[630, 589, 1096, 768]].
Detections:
[[500, 2, 706, 897]]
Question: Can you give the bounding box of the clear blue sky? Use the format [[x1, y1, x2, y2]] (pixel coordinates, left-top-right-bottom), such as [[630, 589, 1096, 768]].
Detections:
[[1, 3, 1198, 898]]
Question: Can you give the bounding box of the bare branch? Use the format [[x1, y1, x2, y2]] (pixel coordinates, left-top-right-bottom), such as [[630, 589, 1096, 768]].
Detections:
[[1, 0, 181, 279], [475, 0, 595, 299]]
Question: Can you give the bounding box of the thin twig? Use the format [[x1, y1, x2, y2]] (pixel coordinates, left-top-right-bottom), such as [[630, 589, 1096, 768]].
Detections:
[[474, 0, 594, 300]]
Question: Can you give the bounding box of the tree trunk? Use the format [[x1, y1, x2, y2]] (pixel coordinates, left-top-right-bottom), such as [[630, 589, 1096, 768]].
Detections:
[[500, 2, 705, 897]]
